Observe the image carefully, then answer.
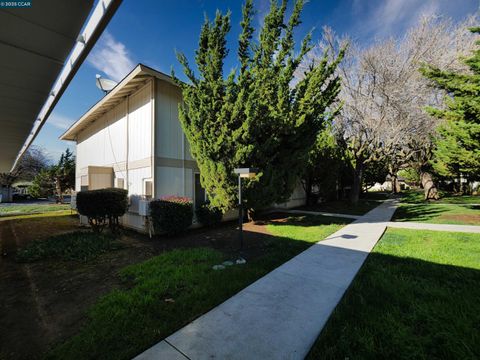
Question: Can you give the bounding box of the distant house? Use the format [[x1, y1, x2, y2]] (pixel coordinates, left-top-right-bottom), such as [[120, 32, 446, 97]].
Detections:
[[61, 64, 304, 232]]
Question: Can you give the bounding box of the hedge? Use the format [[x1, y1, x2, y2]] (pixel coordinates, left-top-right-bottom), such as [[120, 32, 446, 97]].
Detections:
[[76, 188, 128, 232], [150, 196, 193, 236], [195, 201, 223, 227]]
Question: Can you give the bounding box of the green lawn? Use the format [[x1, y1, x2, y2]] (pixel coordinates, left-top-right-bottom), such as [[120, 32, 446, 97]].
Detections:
[[400, 189, 480, 204], [0, 203, 70, 216], [300, 192, 390, 216], [47, 215, 349, 360], [307, 228, 480, 359], [16, 231, 121, 263], [393, 190, 480, 225]]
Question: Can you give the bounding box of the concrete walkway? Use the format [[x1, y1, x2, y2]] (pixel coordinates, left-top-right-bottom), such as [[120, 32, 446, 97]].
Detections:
[[134, 199, 399, 360], [388, 221, 480, 234]]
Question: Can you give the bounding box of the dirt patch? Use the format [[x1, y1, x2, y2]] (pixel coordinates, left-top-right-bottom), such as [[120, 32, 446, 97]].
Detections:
[[439, 213, 480, 225], [0, 213, 286, 359]]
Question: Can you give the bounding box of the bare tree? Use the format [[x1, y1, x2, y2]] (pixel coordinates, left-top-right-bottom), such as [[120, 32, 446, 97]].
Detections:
[[0, 146, 50, 201], [299, 16, 477, 202]]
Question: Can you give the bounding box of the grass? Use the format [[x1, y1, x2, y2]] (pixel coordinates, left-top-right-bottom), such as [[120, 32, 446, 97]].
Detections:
[[300, 192, 390, 216], [307, 228, 480, 359], [47, 215, 349, 360], [393, 190, 480, 225], [16, 231, 121, 262], [0, 203, 70, 216], [0, 210, 73, 221], [400, 190, 480, 205]]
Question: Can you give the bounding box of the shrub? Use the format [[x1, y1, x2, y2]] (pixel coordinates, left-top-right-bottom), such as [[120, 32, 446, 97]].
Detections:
[[195, 201, 223, 227], [16, 231, 120, 262], [150, 196, 193, 236], [76, 188, 128, 232]]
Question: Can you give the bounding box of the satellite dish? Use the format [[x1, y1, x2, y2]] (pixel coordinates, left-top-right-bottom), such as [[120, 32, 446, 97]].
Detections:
[[95, 74, 117, 94]]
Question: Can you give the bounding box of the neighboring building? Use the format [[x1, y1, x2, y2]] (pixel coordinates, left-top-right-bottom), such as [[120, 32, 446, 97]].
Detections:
[[61, 64, 305, 232]]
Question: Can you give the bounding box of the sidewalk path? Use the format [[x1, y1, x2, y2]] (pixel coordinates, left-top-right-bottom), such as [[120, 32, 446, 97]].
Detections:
[[387, 221, 480, 233], [134, 199, 399, 360]]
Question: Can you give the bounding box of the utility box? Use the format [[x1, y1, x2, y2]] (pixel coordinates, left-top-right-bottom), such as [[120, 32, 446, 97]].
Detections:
[[138, 199, 150, 216]]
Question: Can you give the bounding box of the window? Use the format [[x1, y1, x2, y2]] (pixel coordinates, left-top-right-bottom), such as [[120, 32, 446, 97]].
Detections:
[[114, 178, 125, 189]]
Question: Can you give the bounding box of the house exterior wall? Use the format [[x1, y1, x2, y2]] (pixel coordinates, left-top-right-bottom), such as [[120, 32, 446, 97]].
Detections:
[[75, 81, 154, 231], [154, 78, 197, 200], [74, 75, 306, 232]]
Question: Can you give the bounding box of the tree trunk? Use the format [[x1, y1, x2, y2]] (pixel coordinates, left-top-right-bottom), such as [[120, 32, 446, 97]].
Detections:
[[302, 176, 314, 206], [421, 171, 440, 200], [55, 177, 63, 203], [350, 161, 364, 204], [247, 208, 255, 222], [391, 174, 401, 194]]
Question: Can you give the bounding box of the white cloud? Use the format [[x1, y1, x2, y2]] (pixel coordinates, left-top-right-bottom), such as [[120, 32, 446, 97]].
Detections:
[[47, 113, 74, 130], [350, 0, 466, 41], [87, 31, 135, 82], [373, 0, 439, 37]]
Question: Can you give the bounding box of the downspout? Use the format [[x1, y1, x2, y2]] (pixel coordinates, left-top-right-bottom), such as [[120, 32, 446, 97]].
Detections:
[[151, 78, 155, 198], [180, 90, 186, 196], [126, 93, 129, 195]]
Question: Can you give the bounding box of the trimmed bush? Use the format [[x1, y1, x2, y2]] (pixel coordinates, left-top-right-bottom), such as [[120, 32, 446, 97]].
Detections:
[[150, 196, 193, 236], [76, 188, 128, 232], [195, 201, 223, 227]]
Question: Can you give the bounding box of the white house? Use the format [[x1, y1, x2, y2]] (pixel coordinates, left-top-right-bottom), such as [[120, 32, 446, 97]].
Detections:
[[61, 64, 305, 232]]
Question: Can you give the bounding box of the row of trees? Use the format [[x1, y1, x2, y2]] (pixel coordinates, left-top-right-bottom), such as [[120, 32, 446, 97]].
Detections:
[[300, 15, 478, 203], [0, 147, 75, 202], [175, 0, 479, 216], [28, 149, 75, 202]]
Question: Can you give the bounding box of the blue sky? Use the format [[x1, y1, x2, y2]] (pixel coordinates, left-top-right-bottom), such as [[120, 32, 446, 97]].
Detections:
[[33, 0, 479, 162]]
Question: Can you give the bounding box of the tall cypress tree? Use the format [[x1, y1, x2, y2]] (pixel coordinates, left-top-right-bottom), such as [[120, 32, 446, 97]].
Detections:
[[174, 0, 344, 216], [422, 27, 480, 183]]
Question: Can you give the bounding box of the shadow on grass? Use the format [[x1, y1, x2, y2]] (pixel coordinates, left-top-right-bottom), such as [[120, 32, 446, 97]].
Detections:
[[260, 213, 352, 227], [392, 203, 446, 222], [307, 251, 480, 360]]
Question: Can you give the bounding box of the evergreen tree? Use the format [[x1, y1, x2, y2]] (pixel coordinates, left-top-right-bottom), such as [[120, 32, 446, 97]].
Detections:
[[422, 27, 480, 184], [302, 127, 344, 204], [174, 0, 344, 217], [28, 149, 75, 201]]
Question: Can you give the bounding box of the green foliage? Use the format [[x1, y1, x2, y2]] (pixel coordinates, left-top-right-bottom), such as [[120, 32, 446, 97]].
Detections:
[[150, 196, 193, 235], [398, 167, 420, 184], [52, 148, 76, 198], [76, 188, 128, 232], [27, 149, 75, 200], [363, 160, 389, 189], [16, 231, 119, 262], [195, 201, 223, 227], [303, 127, 345, 203], [28, 168, 55, 198], [174, 0, 344, 213], [422, 27, 480, 180]]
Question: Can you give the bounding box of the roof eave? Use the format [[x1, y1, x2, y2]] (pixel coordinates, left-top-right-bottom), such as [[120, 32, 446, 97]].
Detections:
[[60, 63, 179, 141]]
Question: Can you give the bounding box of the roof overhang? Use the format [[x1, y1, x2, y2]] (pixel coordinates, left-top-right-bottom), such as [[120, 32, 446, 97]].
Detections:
[[0, 0, 122, 172], [60, 64, 178, 141]]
